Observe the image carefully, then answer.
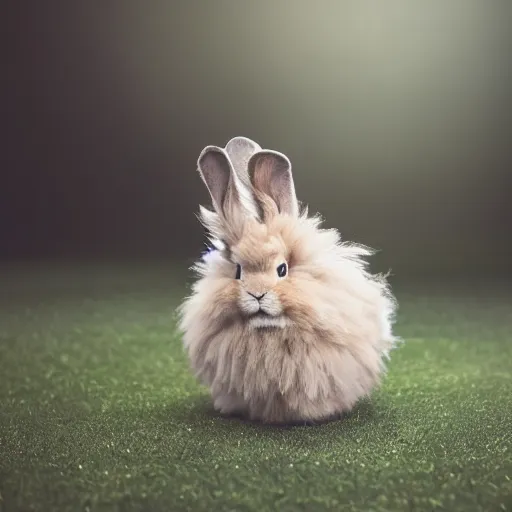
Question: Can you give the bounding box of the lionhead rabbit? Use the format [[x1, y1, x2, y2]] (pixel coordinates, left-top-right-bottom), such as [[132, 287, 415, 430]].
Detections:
[[178, 136, 399, 424]]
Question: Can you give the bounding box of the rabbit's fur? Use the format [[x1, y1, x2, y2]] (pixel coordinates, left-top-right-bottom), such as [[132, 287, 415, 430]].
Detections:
[[178, 137, 399, 424]]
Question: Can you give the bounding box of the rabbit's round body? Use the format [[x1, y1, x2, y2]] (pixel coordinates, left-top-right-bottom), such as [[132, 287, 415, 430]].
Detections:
[[178, 137, 398, 424]]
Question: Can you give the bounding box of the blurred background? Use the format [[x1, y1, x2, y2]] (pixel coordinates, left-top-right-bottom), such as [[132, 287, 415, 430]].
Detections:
[[3, 1, 511, 281]]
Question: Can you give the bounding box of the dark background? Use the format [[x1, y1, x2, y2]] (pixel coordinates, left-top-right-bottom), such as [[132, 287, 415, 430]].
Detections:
[[3, 1, 511, 279]]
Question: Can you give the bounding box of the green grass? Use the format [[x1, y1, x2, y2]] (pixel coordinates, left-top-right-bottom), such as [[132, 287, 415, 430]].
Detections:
[[1, 264, 511, 511]]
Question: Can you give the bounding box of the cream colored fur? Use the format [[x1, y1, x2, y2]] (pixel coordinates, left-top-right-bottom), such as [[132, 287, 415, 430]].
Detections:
[[178, 137, 399, 424]]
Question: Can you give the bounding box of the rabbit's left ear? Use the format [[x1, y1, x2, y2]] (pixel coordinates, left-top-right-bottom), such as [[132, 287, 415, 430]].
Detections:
[[248, 150, 299, 218], [197, 145, 259, 241]]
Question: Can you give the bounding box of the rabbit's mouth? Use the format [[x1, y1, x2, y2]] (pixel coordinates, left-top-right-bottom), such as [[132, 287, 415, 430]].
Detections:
[[248, 311, 290, 329], [253, 309, 270, 318], [239, 290, 288, 328]]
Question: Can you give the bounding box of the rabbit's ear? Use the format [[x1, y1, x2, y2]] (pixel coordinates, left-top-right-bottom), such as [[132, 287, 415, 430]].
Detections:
[[197, 145, 259, 230], [248, 150, 298, 217], [225, 136, 261, 189]]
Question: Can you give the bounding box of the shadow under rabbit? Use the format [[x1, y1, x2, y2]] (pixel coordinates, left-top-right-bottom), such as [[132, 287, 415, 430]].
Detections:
[[166, 392, 396, 432]]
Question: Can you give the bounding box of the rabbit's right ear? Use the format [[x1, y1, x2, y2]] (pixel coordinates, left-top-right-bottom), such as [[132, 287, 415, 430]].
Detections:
[[248, 150, 299, 218], [197, 146, 259, 241]]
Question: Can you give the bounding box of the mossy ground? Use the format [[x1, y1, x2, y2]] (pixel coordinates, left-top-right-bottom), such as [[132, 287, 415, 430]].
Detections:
[[1, 264, 511, 511]]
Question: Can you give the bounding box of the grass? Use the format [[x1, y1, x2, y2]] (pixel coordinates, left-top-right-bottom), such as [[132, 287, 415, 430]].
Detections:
[[0, 263, 511, 511]]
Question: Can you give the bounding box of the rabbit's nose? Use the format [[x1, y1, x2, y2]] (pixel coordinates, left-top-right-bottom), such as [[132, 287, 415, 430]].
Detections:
[[247, 291, 267, 301]]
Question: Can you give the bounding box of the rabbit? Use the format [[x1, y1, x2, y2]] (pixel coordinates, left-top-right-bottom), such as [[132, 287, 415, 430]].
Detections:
[[178, 136, 399, 424]]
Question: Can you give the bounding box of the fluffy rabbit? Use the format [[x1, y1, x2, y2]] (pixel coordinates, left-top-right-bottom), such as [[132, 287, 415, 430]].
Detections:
[[178, 136, 399, 424]]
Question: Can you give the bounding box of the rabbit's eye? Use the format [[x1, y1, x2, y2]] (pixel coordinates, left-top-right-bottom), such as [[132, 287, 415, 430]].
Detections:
[[277, 263, 287, 278], [235, 263, 242, 280]]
